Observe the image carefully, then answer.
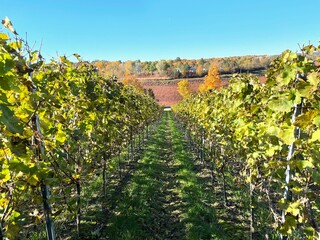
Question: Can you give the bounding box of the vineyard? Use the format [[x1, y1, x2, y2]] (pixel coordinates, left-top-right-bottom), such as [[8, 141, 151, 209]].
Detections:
[[0, 25, 162, 239], [173, 45, 320, 239], [1, 21, 320, 240]]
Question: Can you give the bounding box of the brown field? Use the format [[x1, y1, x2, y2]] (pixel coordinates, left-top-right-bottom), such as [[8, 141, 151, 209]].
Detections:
[[142, 79, 203, 106], [142, 76, 266, 106]]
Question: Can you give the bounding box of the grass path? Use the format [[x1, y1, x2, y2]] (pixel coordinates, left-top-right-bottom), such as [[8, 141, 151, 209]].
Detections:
[[104, 111, 231, 240]]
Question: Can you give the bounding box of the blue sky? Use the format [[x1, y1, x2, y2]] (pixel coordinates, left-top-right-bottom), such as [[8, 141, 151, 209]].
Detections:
[[1, 0, 320, 61]]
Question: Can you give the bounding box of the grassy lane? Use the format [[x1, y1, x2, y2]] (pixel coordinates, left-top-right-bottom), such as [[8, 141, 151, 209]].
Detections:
[[104, 111, 232, 239], [168, 111, 232, 240], [105, 111, 184, 239], [30, 111, 245, 239]]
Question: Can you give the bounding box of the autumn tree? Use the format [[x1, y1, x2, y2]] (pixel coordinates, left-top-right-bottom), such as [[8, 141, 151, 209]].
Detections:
[[177, 79, 191, 98], [124, 60, 134, 76], [133, 60, 142, 75], [156, 60, 170, 76], [199, 65, 222, 92], [93, 56, 273, 79], [105, 61, 124, 78], [93, 61, 106, 76], [196, 63, 204, 76], [149, 61, 157, 75], [122, 75, 145, 94]]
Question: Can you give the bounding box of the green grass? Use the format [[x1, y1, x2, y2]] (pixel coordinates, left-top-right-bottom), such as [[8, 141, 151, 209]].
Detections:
[[105, 111, 183, 239], [104, 111, 236, 239], [30, 111, 258, 239], [168, 111, 233, 240]]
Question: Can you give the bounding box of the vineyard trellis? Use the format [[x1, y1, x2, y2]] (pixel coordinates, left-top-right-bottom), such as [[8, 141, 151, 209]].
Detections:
[[2, 18, 320, 240], [0, 21, 162, 239], [173, 45, 320, 239]]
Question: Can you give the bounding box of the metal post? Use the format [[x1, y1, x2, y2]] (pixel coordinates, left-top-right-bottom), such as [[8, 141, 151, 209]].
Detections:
[[29, 72, 56, 240], [281, 100, 303, 240], [41, 184, 56, 240]]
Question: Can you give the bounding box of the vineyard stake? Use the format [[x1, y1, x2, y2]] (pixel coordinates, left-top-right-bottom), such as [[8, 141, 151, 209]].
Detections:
[[281, 82, 303, 240]]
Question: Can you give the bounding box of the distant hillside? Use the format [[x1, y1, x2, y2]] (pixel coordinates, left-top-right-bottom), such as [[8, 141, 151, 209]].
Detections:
[[142, 74, 266, 106], [92, 55, 275, 80], [141, 78, 203, 106]]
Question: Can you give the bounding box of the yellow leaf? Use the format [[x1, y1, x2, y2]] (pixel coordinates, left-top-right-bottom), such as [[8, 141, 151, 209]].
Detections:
[[287, 200, 301, 217], [27, 174, 39, 186], [310, 129, 320, 143], [56, 124, 66, 143], [279, 125, 295, 145], [1, 168, 10, 182], [0, 198, 9, 208], [0, 33, 9, 40]]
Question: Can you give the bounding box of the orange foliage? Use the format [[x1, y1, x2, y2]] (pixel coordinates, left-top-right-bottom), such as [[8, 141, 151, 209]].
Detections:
[[122, 75, 145, 94], [199, 65, 221, 92]]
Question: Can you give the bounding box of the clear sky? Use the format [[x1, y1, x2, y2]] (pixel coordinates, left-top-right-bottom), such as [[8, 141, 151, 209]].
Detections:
[[1, 0, 320, 62]]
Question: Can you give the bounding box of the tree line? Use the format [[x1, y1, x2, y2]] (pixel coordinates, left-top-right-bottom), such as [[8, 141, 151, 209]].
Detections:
[[93, 55, 276, 80]]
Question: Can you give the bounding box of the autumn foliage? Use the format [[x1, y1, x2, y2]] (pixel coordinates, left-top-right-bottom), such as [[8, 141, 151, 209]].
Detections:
[[199, 65, 222, 92], [122, 75, 145, 94], [177, 79, 191, 98], [93, 55, 274, 80]]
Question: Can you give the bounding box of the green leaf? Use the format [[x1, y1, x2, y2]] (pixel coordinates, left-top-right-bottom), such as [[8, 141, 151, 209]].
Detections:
[[268, 96, 293, 113], [279, 125, 295, 145], [27, 174, 39, 186], [291, 186, 303, 194], [0, 104, 24, 134], [280, 215, 297, 235], [296, 160, 314, 171], [276, 67, 296, 86], [307, 72, 320, 89], [287, 52, 298, 61], [11, 142, 27, 156], [265, 145, 281, 157], [266, 125, 280, 136], [304, 226, 316, 238], [278, 198, 289, 210], [296, 81, 313, 98], [0, 76, 11, 91], [303, 45, 316, 55]]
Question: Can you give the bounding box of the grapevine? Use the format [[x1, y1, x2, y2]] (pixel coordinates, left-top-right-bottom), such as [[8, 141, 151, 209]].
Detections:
[[173, 45, 320, 239], [0, 22, 161, 239]]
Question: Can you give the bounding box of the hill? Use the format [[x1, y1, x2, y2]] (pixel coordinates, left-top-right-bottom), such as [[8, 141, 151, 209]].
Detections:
[[141, 75, 266, 106]]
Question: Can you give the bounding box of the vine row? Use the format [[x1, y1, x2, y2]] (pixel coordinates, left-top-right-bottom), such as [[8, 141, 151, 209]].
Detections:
[[0, 25, 161, 239], [173, 44, 320, 239]]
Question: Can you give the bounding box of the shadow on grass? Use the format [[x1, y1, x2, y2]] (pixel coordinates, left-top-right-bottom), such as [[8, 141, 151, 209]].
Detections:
[[169, 113, 232, 240], [78, 111, 251, 240], [104, 111, 186, 240]]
